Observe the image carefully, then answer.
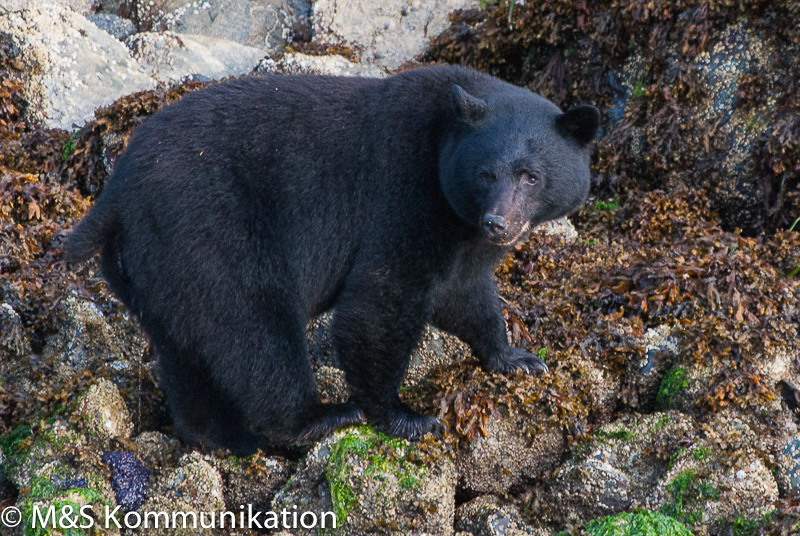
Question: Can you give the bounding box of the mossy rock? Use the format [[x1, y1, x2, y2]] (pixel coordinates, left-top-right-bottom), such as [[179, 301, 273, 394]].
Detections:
[[584, 510, 692, 536], [273, 426, 455, 535]]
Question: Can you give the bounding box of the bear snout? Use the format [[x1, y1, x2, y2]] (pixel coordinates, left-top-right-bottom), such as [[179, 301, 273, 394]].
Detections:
[[481, 213, 509, 237]]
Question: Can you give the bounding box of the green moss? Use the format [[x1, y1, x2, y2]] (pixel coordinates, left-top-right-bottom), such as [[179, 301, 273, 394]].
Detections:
[[653, 414, 671, 431], [656, 368, 689, 410], [596, 429, 633, 441], [661, 470, 718, 525], [61, 132, 79, 161], [729, 511, 775, 535], [325, 426, 427, 527], [691, 447, 711, 462], [0, 423, 34, 481], [632, 75, 648, 98], [18, 476, 108, 536], [585, 510, 693, 536], [594, 199, 621, 211]]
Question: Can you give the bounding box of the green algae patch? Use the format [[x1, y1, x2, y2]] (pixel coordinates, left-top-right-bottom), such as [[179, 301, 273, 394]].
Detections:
[[325, 426, 428, 526], [661, 470, 719, 525], [18, 475, 110, 536], [656, 368, 689, 410], [585, 510, 693, 536]]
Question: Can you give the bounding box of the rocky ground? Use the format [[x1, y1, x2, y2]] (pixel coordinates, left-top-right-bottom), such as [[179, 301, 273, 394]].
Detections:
[[1, 0, 799, 535]]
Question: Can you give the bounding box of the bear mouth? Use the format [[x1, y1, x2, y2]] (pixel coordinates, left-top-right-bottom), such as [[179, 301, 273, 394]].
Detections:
[[488, 221, 531, 246]]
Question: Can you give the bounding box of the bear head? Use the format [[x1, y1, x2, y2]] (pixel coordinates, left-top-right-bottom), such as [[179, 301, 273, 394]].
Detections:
[[439, 84, 600, 246]]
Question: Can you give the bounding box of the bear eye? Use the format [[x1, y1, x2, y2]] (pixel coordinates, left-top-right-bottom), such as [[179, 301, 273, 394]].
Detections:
[[521, 171, 538, 185], [479, 171, 497, 183]]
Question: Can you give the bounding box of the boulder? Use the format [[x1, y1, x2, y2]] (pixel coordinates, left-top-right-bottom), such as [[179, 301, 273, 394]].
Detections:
[[273, 427, 456, 535], [0, 3, 156, 129], [87, 13, 137, 39], [159, 0, 310, 54], [455, 495, 545, 536], [312, 0, 476, 71], [255, 52, 386, 78], [76, 379, 133, 441], [125, 31, 265, 84]]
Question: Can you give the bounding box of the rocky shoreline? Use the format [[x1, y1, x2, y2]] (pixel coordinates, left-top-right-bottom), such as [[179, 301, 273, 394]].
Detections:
[[1, 0, 799, 534]]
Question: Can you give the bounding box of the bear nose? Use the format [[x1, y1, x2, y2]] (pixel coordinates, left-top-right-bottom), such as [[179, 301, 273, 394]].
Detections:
[[482, 214, 508, 235]]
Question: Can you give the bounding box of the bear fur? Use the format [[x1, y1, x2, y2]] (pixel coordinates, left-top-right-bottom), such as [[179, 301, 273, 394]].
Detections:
[[67, 65, 599, 453]]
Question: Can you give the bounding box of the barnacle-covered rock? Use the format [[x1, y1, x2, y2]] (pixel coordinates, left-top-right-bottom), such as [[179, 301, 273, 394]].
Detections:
[[0, 3, 155, 129], [273, 426, 456, 535], [77, 379, 133, 441]]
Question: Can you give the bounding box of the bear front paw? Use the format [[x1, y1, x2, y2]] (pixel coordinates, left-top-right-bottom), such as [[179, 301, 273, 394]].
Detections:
[[372, 405, 446, 442], [483, 348, 549, 375]]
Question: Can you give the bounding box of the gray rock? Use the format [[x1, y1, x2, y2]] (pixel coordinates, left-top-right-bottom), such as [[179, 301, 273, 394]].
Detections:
[[456, 410, 565, 496], [125, 31, 266, 84], [312, 0, 477, 71], [542, 412, 696, 524], [41, 295, 135, 382], [87, 12, 137, 39], [158, 0, 310, 54], [0, 3, 156, 129], [137, 452, 226, 536], [255, 52, 386, 78], [77, 379, 134, 440], [456, 496, 544, 536], [211, 454, 294, 517], [645, 412, 778, 523], [776, 435, 800, 497], [532, 216, 578, 243]]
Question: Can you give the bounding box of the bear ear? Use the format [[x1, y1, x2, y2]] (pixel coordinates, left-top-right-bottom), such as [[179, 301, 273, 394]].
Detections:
[[452, 84, 488, 126], [556, 104, 601, 147]]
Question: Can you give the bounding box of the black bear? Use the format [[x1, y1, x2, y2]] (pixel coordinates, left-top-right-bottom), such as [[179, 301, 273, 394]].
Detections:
[[67, 65, 599, 454]]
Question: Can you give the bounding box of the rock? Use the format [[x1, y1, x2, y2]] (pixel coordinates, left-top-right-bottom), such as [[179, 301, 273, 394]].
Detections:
[[255, 52, 386, 78], [0, 3, 156, 129], [456, 411, 564, 496], [77, 379, 133, 440], [211, 454, 294, 517], [532, 217, 578, 243], [159, 0, 310, 54], [273, 427, 456, 535], [645, 412, 778, 524], [316, 365, 349, 404], [2, 417, 120, 535], [541, 412, 697, 524], [137, 452, 226, 536], [133, 431, 183, 472], [312, 0, 476, 71], [632, 325, 680, 408], [87, 13, 137, 39], [101, 451, 150, 511], [691, 20, 778, 232], [125, 32, 265, 84], [776, 434, 800, 497], [41, 295, 135, 382], [455, 496, 543, 536], [551, 458, 632, 520]]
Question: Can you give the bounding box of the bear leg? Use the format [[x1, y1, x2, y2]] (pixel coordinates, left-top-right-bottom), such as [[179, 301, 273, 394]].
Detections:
[[156, 343, 264, 454], [332, 272, 445, 441], [432, 274, 548, 375]]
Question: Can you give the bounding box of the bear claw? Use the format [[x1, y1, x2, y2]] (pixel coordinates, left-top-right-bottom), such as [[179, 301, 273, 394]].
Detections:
[[374, 406, 446, 442], [484, 348, 549, 375]]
